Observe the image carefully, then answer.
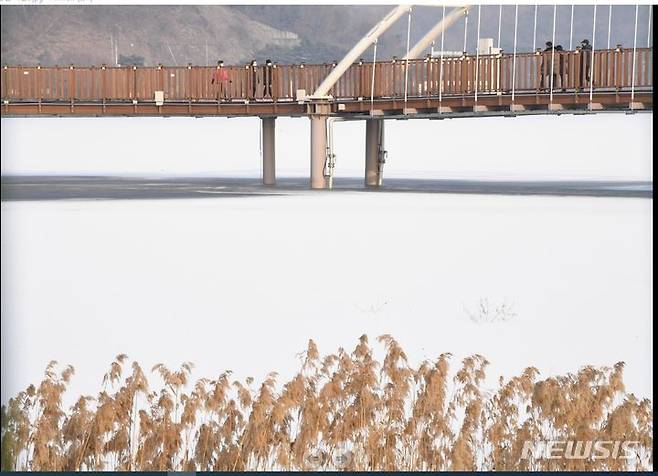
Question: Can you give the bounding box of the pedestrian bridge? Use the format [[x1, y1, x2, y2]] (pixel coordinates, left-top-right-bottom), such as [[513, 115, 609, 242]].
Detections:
[[1, 48, 652, 117], [1, 47, 652, 188]]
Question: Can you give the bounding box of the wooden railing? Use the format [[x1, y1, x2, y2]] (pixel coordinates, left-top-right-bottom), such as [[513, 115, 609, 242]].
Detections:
[[1, 48, 651, 102]]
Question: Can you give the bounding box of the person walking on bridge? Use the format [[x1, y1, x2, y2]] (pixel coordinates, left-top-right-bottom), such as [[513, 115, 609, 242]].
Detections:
[[263, 59, 274, 98], [579, 39, 592, 89], [541, 41, 555, 89], [211, 60, 230, 100]]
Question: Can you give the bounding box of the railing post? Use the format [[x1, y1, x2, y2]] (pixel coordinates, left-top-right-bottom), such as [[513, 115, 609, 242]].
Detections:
[[100, 64, 107, 107], [132, 65, 137, 100], [535, 50, 541, 93], [69, 64, 75, 105], [425, 56, 432, 96], [187, 63, 193, 103], [613, 46, 620, 92], [2, 65, 8, 102], [157, 63, 163, 94], [299, 62, 306, 100], [15, 65, 21, 99], [36, 64, 42, 105]]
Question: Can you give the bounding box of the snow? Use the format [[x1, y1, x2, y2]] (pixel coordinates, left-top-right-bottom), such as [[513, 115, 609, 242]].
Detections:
[[1, 113, 653, 181], [1, 191, 652, 406]]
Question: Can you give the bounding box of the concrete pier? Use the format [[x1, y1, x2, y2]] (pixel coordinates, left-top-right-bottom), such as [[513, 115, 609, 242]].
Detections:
[[309, 102, 331, 189], [310, 116, 327, 189], [365, 119, 385, 187], [261, 117, 276, 185]]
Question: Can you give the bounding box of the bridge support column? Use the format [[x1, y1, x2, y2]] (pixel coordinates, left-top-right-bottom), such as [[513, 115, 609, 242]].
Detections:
[[309, 102, 331, 189], [261, 117, 276, 185], [365, 119, 385, 187]]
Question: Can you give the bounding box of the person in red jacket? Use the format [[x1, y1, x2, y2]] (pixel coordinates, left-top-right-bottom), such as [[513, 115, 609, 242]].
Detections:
[[211, 60, 230, 100]]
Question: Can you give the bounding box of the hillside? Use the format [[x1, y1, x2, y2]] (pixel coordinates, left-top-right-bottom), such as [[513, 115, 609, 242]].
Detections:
[[1, 4, 650, 66], [0, 5, 301, 66]]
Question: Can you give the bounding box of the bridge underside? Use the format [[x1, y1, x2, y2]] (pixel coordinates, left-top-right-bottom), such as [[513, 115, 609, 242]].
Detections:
[[1, 91, 652, 118], [2, 45, 652, 189], [2, 91, 652, 190]]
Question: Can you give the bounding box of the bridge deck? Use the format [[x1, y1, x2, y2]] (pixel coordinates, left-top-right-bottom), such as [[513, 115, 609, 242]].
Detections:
[[1, 48, 652, 117]]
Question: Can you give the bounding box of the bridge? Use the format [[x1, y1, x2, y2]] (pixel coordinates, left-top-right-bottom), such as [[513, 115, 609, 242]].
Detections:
[[1, 6, 653, 189]]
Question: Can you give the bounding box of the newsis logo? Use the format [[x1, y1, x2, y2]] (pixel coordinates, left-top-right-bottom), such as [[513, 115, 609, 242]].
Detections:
[[521, 440, 647, 460], [304, 449, 353, 469]]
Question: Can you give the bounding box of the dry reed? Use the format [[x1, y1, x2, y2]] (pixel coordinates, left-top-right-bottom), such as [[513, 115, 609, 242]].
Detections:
[[1, 336, 653, 471]]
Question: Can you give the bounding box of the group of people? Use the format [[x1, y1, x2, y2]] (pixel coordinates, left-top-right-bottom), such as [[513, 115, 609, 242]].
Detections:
[[210, 38, 603, 100], [210, 59, 275, 100], [540, 39, 593, 90]]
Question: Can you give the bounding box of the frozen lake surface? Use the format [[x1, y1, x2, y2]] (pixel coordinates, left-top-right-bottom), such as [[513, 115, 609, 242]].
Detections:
[[1, 175, 652, 200], [1, 186, 652, 405]]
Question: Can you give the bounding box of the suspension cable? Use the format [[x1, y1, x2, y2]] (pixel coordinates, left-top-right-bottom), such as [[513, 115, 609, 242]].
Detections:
[[607, 5, 612, 50], [475, 4, 481, 102], [463, 9, 469, 53], [533, 5, 538, 51], [648, 5, 652, 48], [589, 4, 597, 106], [512, 4, 518, 103], [569, 5, 574, 50], [607, 5, 613, 85], [370, 39, 377, 112], [497, 5, 503, 49], [550, 4, 556, 103], [439, 4, 446, 107], [631, 4, 639, 107], [404, 7, 412, 108]]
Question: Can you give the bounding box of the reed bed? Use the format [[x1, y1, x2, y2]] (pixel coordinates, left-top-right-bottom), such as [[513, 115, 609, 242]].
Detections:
[[1, 335, 652, 471]]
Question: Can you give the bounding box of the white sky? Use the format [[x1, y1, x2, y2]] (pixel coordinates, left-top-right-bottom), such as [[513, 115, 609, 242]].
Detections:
[[0, 113, 653, 180]]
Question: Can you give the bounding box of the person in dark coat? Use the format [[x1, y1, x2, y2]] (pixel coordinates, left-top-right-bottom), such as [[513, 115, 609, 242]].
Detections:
[[540, 41, 554, 89], [263, 59, 273, 98], [580, 39, 592, 88]]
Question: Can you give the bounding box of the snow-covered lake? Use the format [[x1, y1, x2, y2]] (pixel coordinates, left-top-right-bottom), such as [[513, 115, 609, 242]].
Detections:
[[1, 112, 653, 406], [1, 191, 652, 404]]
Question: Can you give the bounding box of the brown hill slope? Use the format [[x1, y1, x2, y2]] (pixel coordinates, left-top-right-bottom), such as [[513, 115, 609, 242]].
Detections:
[[1, 5, 649, 67], [1, 5, 300, 66]]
